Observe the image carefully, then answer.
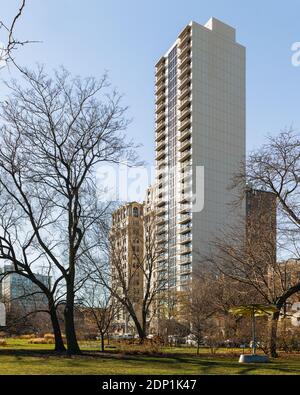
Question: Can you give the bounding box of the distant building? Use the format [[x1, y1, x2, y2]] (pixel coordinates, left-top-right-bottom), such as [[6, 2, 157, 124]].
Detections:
[[110, 202, 145, 334], [0, 302, 5, 327], [0, 264, 50, 313], [246, 187, 277, 263]]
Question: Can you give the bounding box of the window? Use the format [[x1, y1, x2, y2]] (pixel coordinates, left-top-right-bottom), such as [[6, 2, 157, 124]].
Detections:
[[133, 207, 139, 217]]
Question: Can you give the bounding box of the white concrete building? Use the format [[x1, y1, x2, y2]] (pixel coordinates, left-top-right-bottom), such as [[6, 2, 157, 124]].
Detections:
[[154, 18, 246, 292]]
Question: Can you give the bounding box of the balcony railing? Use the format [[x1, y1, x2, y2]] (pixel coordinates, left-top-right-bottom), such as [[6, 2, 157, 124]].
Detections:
[[155, 82, 165, 96], [155, 57, 166, 74], [155, 92, 166, 106], [179, 96, 191, 111], [178, 192, 192, 204], [178, 213, 192, 224], [179, 107, 191, 122], [179, 233, 192, 243], [157, 225, 167, 235], [179, 139, 191, 152], [179, 85, 191, 101], [156, 124, 166, 138], [179, 64, 191, 80], [156, 110, 166, 123], [179, 203, 191, 213], [179, 149, 191, 162], [179, 74, 191, 90], [179, 116, 191, 132], [155, 101, 165, 114], [179, 128, 191, 142], [156, 140, 166, 151], [156, 216, 167, 226]]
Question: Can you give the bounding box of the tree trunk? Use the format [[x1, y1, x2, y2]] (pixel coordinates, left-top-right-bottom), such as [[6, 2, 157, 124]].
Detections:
[[268, 310, 280, 358], [49, 302, 65, 352], [64, 287, 81, 355], [100, 333, 105, 352], [197, 339, 200, 355], [127, 307, 146, 342]]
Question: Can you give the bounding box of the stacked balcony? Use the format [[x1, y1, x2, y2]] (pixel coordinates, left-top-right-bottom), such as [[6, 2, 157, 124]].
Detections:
[[180, 243, 192, 255], [179, 233, 192, 244], [178, 212, 192, 225], [179, 203, 191, 214], [178, 221, 192, 234]]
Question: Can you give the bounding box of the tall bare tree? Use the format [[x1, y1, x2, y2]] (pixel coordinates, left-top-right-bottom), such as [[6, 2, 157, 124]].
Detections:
[[0, 1, 32, 70], [80, 284, 120, 352], [0, 66, 136, 354], [208, 131, 300, 357], [86, 211, 167, 342]]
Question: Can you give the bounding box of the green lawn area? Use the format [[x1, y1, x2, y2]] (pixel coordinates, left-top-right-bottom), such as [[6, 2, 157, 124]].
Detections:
[[0, 339, 300, 375]]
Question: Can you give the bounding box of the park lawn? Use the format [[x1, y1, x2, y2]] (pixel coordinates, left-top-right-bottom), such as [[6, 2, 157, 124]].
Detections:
[[0, 339, 300, 375]]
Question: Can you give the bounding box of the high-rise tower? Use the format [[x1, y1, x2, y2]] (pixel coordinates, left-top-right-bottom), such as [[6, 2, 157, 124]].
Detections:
[[155, 18, 246, 292]]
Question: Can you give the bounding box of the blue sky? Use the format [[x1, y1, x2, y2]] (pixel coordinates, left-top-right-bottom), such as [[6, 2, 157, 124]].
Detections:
[[1, 0, 300, 166]]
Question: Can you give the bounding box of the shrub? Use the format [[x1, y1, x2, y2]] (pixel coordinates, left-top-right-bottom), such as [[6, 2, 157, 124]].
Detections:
[[29, 337, 54, 344], [20, 334, 35, 339], [44, 333, 55, 340]]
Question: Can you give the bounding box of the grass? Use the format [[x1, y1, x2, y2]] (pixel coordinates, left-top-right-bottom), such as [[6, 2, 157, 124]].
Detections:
[[0, 339, 300, 375]]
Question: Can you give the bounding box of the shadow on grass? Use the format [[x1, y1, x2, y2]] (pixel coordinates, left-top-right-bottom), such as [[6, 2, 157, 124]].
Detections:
[[1, 348, 300, 375]]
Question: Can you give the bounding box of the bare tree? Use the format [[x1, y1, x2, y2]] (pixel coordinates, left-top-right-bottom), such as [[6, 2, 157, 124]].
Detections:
[[86, 210, 167, 342], [80, 284, 120, 352], [0, 1, 33, 70], [209, 166, 300, 357], [0, 66, 136, 354], [0, 207, 66, 351]]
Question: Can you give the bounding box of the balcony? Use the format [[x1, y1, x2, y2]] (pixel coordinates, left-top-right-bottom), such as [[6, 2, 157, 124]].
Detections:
[[156, 69, 165, 84], [179, 53, 191, 70], [156, 139, 166, 151], [179, 116, 191, 132], [158, 253, 168, 262], [156, 149, 166, 161], [156, 194, 167, 207], [157, 242, 167, 252], [156, 124, 166, 139], [180, 264, 192, 275], [157, 206, 167, 216], [155, 92, 166, 106], [179, 85, 191, 101], [155, 57, 166, 74], [155, 101, 165, 114], [179, 106, 191, 122], [179, 96, 191, 111], [157, 156, 167, 169], [179, 43, 191, 60], [178, 25, 191, 41], [179, 74, 191, 90], [178, 213, 192, 224], [157, 216, 167, 226], [179, 203, 191, 213], [157, 234, 167, 243], [157, 225, 167, 235], [179, 33, 191, 50], [179, 138, 191, 152], [155, 82, 165, 96], [178, 193, 192, 204], [179, 64, 191, 81], [178, 221, 192, 234], [179, 128, 191, 142], [179, 233, 192, 244], [156, 110, 166, 124], [179, 149, 191, 162], [180, 244, 192, 254]]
